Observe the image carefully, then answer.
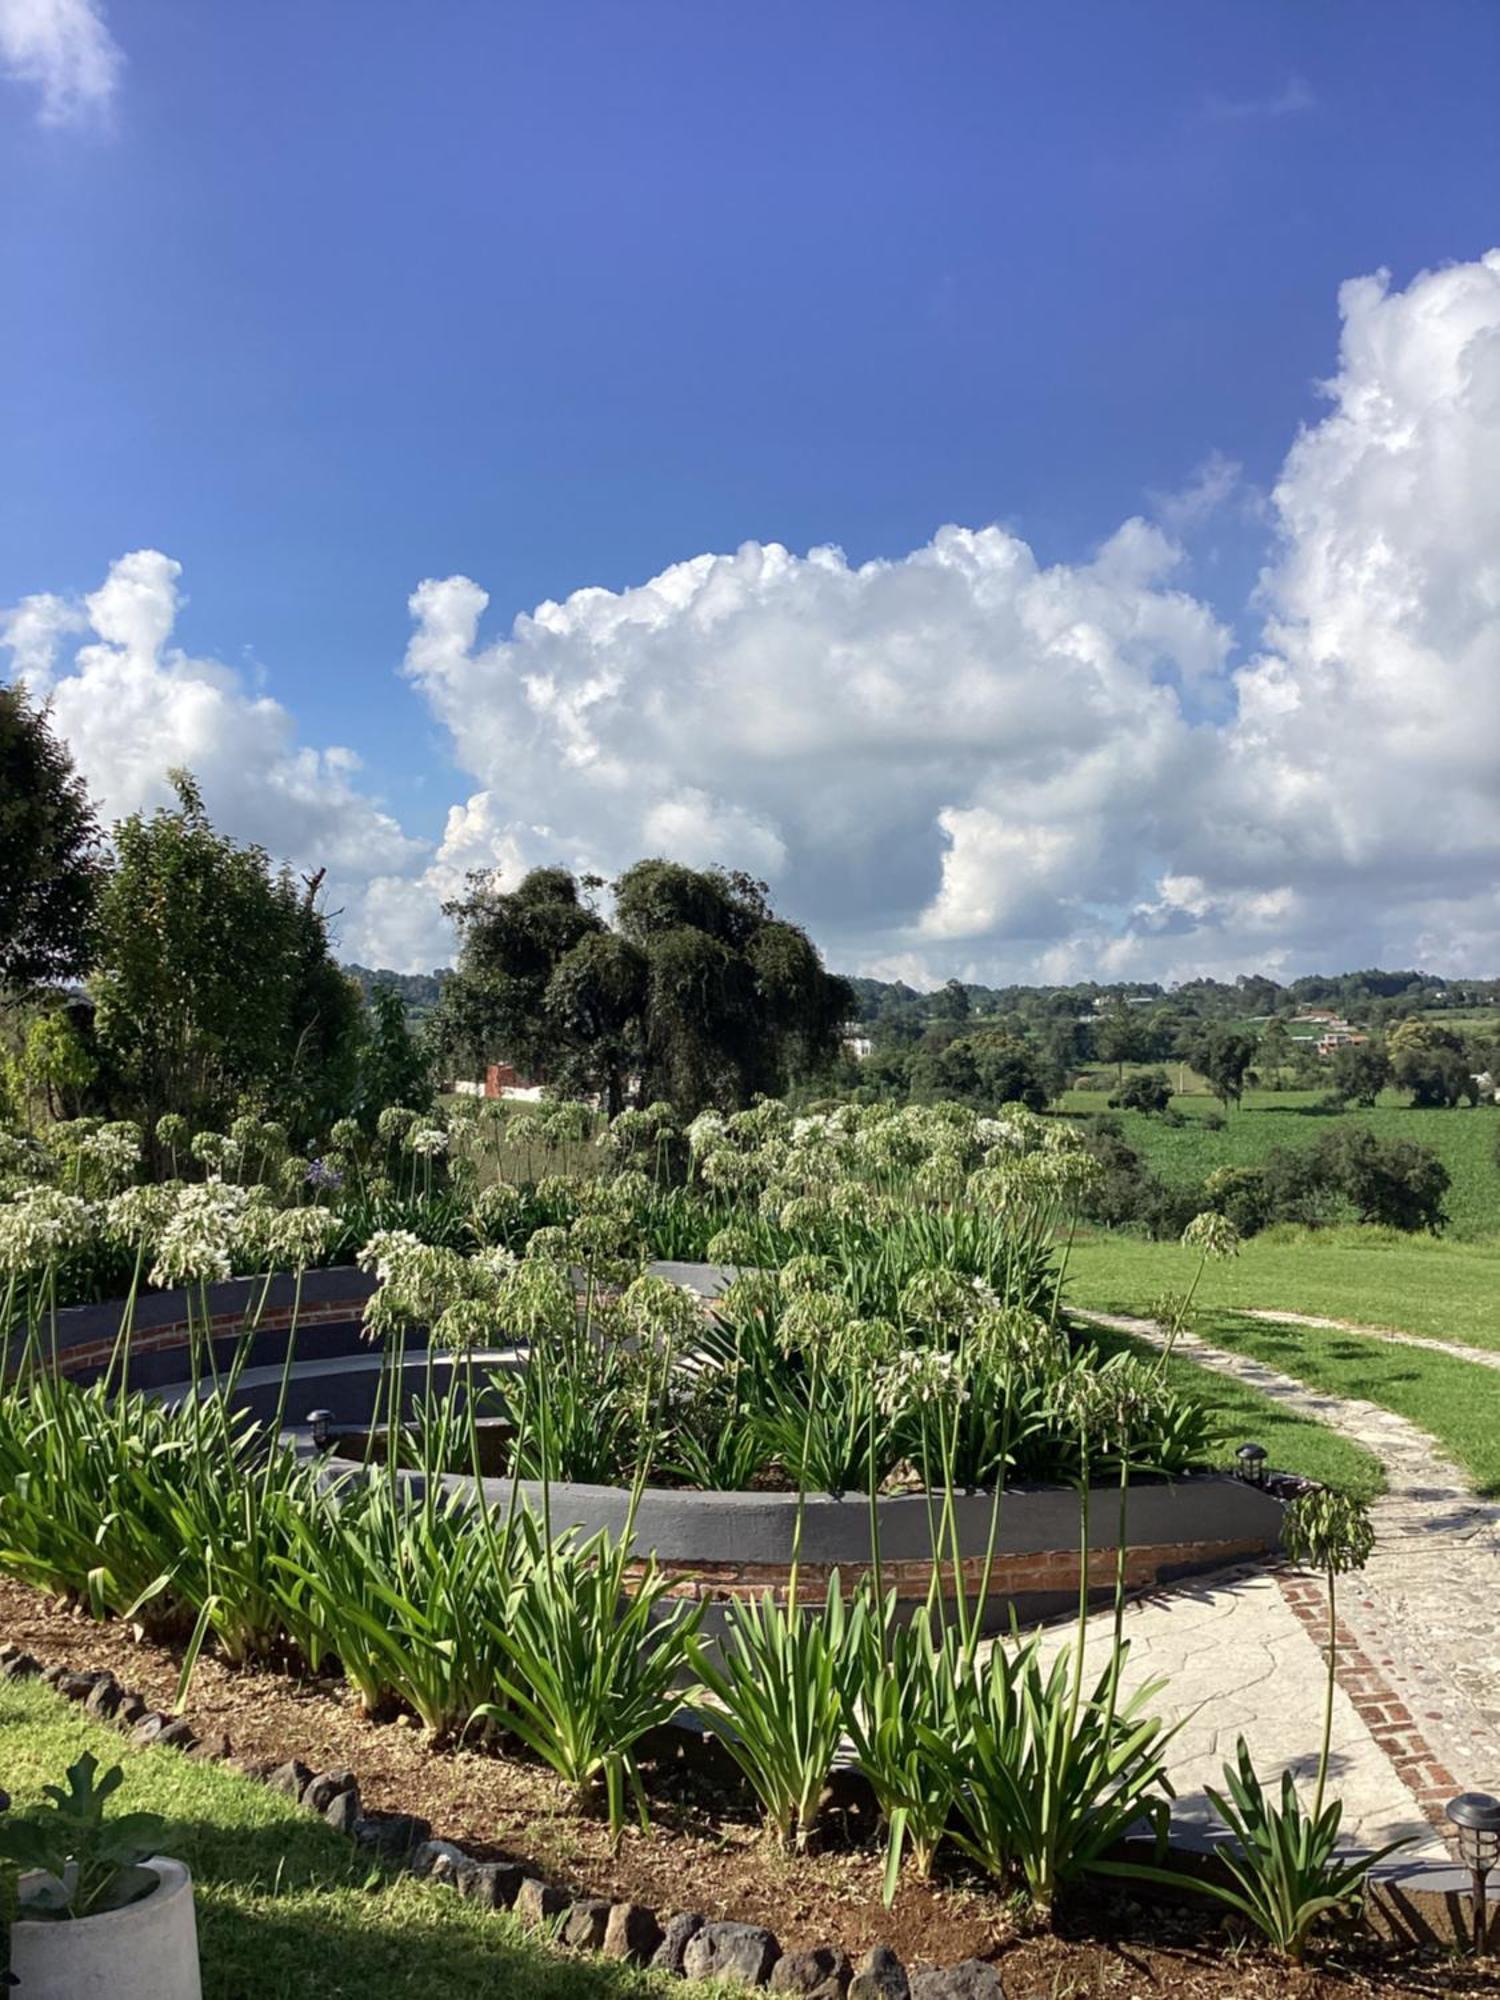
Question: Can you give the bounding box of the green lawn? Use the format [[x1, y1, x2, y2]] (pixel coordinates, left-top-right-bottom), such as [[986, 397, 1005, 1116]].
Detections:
[[1077, 1321, 1385, 1501], [1165, 1310, 1500, 1499], [0, 1678, 680, 2000], [1063, 1225, 1500, 1349], [1056, 1087, 1500, 1241]]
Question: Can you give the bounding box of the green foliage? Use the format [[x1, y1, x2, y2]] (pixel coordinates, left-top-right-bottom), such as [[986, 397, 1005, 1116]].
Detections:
[[1182, 1024, 1258, 1110], [936, 1637, 1176, 1907], [1325, 1040, 1391, 1108], [0, 685, 103, 995], [688, 1580, 865, 1851], [357, 983, 433, 1126], [436, 861, 850, 1116], [1112, 1739, 1407, 1961], [1068, 1089, 1497, 1241], [0, 1751, 167, 1919], [1388, 1019, 1479, 1108], [477, 1519, 702, 1844], [92, 774, 362, 1142], [843, 1606, 966, 1900], [1109, 1069, 1173, 1116]]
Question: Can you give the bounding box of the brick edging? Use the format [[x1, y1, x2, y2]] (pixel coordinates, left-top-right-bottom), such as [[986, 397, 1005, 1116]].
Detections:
[[1275, 1570, 1458, 1842]]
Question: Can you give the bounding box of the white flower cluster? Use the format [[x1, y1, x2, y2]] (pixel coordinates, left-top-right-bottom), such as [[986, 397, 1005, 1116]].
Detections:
[[0, 1188, 97, 1280]]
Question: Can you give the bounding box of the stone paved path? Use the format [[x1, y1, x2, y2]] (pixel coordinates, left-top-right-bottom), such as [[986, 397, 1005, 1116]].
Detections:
[[1035, 1567, 1447, 1868], [1238, 1307, 1500, 1374], [1086, 1310, 1500, 1825]]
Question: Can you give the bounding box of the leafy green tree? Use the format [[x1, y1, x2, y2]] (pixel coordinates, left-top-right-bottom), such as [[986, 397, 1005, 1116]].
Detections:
[[357, 981, 432, 1125], [436, 859, 850, 1117], [19, 1007, 96, 1124], [0, 684, 104, 995], [1325, 1039, 1391, 1108], [92, 773, 362, 1141], [1094, 1002, 1150, 1083], [931, 978, 971, 1024], [1184, 1023, 1258, 1110], [1109, 1069, 1173, 1116], [1387, 1019, 1478, 1107], [1311, 1125, 1449, 1232]]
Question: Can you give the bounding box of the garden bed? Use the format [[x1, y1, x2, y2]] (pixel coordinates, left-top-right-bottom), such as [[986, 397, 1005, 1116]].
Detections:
[[1, 1578, 1493, 1997]]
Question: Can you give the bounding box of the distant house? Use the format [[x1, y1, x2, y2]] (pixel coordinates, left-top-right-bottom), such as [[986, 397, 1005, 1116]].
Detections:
[[843, 1034, 874, 1060], [485, 1061, 545, 1102], [1316, 1028, 1367, 1057]]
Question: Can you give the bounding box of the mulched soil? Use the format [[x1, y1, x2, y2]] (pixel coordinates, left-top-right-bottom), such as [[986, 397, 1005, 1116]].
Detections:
[[1, 1575, 1493, 1999]]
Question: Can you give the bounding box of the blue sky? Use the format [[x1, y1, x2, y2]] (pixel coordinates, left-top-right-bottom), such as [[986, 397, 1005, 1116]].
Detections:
[[4, 3, 1500, 979]]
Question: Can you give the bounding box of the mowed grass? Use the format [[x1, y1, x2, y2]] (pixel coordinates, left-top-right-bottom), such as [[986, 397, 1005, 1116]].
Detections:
[[1077, 1320, 1385, 1501], [1175, 1310, 1500, 1499], [1063, 1226, 1500, 1349], [1056, 1086, 1500, 1240], [0, 1678, 679, 2000]]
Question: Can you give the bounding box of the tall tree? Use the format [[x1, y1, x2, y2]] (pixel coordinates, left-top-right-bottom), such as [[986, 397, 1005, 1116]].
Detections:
[[436, 859, 851, 1116], [1184, 1022, 1258, 1110], [92, 773, 361, 1139], [0, 685, 104, 996]]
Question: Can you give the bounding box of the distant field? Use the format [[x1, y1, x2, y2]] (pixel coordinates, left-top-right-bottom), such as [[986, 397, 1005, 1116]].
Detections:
[[1057, 1086, 1500, 1240], [1064, 1226, 1500, 1349]]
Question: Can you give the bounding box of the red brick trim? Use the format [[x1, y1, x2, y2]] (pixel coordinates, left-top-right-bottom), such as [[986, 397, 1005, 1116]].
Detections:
[[53, 1300, 372, 1375], [1276, 1570, 1458, 1839], [643, 1535, 1273, 1606]]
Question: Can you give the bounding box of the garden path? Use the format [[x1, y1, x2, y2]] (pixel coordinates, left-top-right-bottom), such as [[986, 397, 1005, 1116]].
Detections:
[[1236, 1307, 1500, 1374], [1084, 1310, 1500, 1832], [1033, 1567, 1446, 1870]]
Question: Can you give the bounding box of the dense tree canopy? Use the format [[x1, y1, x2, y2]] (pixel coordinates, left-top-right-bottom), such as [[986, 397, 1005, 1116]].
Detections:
[[92, 773, 362, 1139], [1387, 1019, 1479, 1108], [0, 685, 104, 996], [436, 860, 852, 1115]]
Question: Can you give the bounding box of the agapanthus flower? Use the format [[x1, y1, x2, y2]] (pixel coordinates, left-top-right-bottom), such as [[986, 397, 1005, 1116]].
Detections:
[[404, 1124, 449, 1158], [269, 1206, 341, 1273], [104, 1181, 179, 1250], [304, 1156, 344, 1192], [1181, 1209, 1242, 1259], [376, 1105, 418, 1146], [0, 1188, 97, 1279], [876, 1347, 967, 1418], [472, 1180, 522, 1235]]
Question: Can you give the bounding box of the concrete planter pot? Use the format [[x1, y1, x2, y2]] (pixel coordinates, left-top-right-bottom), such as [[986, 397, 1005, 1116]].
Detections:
[[10, 1857, 201, 2000]]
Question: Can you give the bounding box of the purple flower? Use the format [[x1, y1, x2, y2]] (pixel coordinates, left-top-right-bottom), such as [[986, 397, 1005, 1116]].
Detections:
[[305, 1156, 344, 1191]]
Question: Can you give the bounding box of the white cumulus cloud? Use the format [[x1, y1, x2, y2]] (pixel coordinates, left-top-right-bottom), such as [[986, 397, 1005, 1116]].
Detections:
[[1, 550, 426, 962], [10, 253, 1500, 987], [0, 0, 120, 126]]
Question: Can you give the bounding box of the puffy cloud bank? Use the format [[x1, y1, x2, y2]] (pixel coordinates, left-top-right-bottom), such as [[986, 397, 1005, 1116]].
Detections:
[[7, 253, 1500, 983]]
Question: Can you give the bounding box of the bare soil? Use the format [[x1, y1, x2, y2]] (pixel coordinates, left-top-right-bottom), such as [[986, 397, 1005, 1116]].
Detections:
[[1, 1576, 1492, 1999]]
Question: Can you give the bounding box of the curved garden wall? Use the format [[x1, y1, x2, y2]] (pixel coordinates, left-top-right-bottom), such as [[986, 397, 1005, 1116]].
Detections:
[[41, 1261, 1287, 1629]]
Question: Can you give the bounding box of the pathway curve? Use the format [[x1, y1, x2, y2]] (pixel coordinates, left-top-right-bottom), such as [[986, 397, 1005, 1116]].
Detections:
[[1084, 1309, 1500, 1816], [1237, 1307, 1500, 1375]]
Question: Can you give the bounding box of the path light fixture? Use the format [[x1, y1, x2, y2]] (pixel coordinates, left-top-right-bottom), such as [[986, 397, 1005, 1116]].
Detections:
[[1446, 1791, 1500, 1952], [306, 1409, 335, 1450], [1235, 1441, 1268, 1487]]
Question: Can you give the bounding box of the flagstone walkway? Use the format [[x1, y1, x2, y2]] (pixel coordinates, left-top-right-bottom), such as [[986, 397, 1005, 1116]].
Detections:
[[1083, 1310, 1500, 1857]]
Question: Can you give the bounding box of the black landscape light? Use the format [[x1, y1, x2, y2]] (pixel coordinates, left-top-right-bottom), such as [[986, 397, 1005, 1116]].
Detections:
[[1235, 1441, 1268, 1487], [306, 1409, 335, 1450], [1447, 1792, 1500, 1952]]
